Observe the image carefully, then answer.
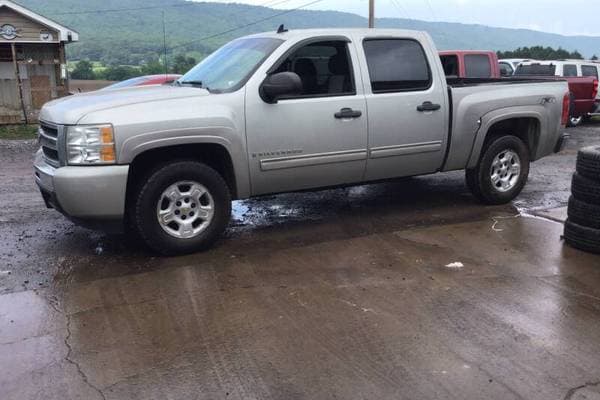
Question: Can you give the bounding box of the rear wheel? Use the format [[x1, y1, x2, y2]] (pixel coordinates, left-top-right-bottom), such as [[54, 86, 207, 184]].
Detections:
[[131, 161, 231, 255], [466, 135, 530, 205]]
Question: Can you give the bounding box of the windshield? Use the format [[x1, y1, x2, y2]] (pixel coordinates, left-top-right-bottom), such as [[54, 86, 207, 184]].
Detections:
[[515, 64, 556, 76], [178, 37, 283, 93]]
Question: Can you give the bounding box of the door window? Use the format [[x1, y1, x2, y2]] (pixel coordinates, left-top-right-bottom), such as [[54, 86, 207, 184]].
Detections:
[[363, 39, 431, 93], [582, 65, 599, 78], [499, 62, 514, 76], [272, 40, 355, 98], [464, 55, 492, 78], [563, 64, 578, 77]]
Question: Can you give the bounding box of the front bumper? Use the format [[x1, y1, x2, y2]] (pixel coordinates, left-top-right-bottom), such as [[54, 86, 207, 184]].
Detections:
[[34, 149, 129, 229]]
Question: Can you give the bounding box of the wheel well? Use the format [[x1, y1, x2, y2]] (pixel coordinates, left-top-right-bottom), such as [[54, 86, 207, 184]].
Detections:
[[127, 144, 238, 200], [483, 117, 540, 158]]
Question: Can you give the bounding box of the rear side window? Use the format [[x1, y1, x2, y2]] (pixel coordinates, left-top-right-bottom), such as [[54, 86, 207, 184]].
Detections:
[[440, 55, 459, 76], [464, 54, 492, 78], [515, 64, 556, 76], [582, 65, 599, 78], [363, 39, 431, 92], [563, 64, 577, 77]]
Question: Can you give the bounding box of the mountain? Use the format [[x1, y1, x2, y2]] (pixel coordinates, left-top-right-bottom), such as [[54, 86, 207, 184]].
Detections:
[[14, 0, 600, 64]]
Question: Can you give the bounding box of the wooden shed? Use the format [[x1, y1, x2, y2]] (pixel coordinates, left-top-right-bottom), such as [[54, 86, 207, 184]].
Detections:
[[0, 0, 78, 124]]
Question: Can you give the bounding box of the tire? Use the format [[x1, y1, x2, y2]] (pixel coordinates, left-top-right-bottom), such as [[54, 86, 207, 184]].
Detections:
[[131, 161, 232, 256], [568, 196, 600, 229], [465, 135, 530, 205], [571, 172, 600, 204], [576, 146, 600, 182], [564, 219, 600, 254]]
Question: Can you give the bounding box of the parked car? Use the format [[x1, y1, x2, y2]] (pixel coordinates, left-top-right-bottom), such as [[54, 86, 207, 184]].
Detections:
[[499, 59, 530, 76], [35, 28, 570, 255], [515, 61, 598, 126], [102, 74, 182, 90], [439, 50, 500, 78]]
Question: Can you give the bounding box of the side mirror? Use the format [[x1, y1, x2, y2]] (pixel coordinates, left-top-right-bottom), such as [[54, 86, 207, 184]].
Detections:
[[260, 72, 302, 103]]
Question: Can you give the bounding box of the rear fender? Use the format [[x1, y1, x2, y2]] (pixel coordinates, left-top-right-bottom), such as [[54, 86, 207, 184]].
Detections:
[[466, 107, 546, 169]]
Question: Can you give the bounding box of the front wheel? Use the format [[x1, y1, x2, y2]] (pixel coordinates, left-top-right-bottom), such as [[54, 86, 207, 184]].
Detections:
[[466, 135, 530, 205], [131, 161, 232, 255]]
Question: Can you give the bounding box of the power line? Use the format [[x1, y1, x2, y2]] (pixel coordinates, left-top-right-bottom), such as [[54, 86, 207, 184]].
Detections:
[[389, 0, 412, 20], [423, 0, 437, 20], [169, 0, 325, 51]]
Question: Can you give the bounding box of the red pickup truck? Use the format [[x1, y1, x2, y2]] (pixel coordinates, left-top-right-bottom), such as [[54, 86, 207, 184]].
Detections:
[[514, 63, 598, 127], [439, 51, 500, 79]]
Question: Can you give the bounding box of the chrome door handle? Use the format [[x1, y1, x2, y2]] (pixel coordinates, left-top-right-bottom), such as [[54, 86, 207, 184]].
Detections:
[[335, 108, 362, 119], [417, 102, 441, 112]]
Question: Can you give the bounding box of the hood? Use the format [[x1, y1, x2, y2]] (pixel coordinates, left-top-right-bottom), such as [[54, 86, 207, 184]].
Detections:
[[40, 85, 210, 125]]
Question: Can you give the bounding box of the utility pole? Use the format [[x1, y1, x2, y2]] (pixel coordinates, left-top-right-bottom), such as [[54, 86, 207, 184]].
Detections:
[[369, 0, 375, 28]]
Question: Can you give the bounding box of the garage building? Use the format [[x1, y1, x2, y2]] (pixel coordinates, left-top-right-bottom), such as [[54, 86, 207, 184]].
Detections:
[[0, 0, 78, 124]]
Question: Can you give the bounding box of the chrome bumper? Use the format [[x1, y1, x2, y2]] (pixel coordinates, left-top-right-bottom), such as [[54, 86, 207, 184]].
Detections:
[[34, 149, 130, 220]]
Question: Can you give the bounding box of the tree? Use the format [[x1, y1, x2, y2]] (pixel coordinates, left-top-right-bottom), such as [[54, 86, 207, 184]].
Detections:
[[170, 55, 197, 74], [100, 65, 140, 81], [497, 46, 584, 60], [140, 59, 165, 75], [71, 60, 95, 80], [592, 55, 599, 61]]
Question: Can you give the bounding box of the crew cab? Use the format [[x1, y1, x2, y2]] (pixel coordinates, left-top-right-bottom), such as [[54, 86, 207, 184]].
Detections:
[[515, 60, 599, 126], [35, 29, 570, 255], [439, 50, 500, 78]]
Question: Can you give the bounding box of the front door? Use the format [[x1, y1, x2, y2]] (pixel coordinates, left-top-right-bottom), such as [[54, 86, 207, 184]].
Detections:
[[245, 38, 368, 196]]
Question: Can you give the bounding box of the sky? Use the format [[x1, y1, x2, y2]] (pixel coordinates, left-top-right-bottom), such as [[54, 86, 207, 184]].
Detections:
[[200, 0, 600, 37]]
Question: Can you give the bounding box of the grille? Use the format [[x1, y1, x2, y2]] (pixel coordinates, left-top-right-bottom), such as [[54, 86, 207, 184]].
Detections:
[[39, 122, 61, 167]]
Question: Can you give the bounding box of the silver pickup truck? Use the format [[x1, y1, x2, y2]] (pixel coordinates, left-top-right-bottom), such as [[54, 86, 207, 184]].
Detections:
[[35, 28, 570, 255]]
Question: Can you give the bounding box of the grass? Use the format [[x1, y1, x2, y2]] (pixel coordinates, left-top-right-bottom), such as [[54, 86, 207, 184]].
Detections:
[[0, 124, 38, 140]]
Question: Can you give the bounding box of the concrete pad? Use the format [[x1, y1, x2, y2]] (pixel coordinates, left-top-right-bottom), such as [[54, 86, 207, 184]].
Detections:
[[1, 216, 600, 400]]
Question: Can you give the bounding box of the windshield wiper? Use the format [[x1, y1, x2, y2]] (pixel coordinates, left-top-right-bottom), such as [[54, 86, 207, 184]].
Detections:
[[178, 80, 205, 87]]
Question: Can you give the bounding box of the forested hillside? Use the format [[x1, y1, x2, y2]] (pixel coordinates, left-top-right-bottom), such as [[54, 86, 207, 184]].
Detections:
[[16, 0, 600, 66]]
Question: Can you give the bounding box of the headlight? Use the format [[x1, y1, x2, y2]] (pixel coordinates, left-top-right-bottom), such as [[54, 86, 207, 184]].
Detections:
[[66, 124, 116, 165]]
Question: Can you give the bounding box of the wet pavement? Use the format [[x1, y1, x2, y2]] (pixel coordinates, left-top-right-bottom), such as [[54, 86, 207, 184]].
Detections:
[[1, 125, 600, 399]]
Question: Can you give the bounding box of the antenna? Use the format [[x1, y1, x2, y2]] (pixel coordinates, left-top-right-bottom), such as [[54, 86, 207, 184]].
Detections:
[[162, 11, 168, 76], [277, 24, 288, 34]]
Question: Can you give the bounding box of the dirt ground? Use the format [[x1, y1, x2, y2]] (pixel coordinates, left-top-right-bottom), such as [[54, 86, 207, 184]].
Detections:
[[1, 124, 600, 399]]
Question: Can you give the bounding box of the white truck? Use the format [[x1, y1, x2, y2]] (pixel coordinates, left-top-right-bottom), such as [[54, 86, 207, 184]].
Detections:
[[35, 28, 570, 255]]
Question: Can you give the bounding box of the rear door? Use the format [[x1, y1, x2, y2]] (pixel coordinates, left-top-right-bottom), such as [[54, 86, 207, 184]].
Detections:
[[358, 36, 448, 181]]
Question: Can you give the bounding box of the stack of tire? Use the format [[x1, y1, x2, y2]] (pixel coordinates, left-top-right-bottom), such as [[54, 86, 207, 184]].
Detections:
[[565, 146, 600, 254]]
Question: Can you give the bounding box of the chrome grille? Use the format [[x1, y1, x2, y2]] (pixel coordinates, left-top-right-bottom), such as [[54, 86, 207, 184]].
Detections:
[[39, 122, 61, 168]]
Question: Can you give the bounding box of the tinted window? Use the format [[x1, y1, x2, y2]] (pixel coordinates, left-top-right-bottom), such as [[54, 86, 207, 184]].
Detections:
[[563, 64, 577, 77], [582, 65, 599, 78], [464, 55, 492, 78], [440, 55, 459, 76], [499, 62, 513, 76], [515, 64, 556, 76], [363, 39, 431, 92], [273, 40, 355, 97]]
